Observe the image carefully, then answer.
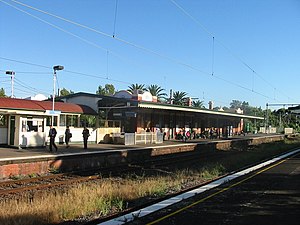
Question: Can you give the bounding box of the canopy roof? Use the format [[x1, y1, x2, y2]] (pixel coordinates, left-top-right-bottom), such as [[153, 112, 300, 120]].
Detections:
[[0, 97, 97, 115]]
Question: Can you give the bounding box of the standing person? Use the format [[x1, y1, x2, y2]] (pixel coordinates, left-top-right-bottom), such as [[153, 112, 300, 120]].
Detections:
[[82, 126, 90, 149], [182, 128, 186, 142], [65, 126, 71, 148], [49, 125, 58, 152]]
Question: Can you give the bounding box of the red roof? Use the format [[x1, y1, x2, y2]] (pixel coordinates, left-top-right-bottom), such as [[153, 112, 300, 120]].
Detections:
[[0, 98, 97, 115]]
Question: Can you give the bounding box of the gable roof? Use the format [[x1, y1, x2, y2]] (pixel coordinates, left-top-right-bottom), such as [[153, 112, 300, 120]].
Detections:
[[0, 97, 97, 115]]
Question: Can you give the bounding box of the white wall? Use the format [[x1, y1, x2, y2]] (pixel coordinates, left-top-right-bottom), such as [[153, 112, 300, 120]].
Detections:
[[0, 127, 8, 144], [46, 127, 97, 144], [19, 131, 46, 147]]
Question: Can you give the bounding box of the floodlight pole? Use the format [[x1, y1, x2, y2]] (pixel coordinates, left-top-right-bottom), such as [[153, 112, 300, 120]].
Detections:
[[52, 65, 64, 125], [5, 71, 15, 98]]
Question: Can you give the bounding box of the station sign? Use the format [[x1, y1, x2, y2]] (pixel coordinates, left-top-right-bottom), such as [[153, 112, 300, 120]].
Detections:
[[46, 110, 62, 115], [125, 112, 136, 117], [113, 113, 122, 117]]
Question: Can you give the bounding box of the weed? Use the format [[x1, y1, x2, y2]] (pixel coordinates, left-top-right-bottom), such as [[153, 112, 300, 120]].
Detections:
[[48, 167, 60, 174], [1, 137, 299, 225]]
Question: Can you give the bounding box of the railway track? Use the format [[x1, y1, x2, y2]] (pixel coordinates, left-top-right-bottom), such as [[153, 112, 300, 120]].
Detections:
[[0, 164, 137, 197], [0, 150, 228, 197], [0, 173, 98, 195]]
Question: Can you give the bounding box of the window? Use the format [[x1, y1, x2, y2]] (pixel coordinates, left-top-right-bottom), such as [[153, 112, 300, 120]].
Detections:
[[22, 118, 44, 132], [60, 114, 66, 126], [0, 114, 7, 127], [67, 115, 79, 127], [46, 116, 58, 126]]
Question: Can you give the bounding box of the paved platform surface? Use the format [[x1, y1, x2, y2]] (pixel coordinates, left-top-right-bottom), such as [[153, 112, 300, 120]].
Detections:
[[0, 134, 281, 161]]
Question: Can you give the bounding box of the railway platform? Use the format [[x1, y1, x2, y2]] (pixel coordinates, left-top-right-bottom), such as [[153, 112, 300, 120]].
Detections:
[[0, 134, 284, 179]]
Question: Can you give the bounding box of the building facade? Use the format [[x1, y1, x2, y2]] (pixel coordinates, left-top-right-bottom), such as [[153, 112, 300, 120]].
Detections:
[[0, 97, 97, 148], [59, 92, 263, 140]]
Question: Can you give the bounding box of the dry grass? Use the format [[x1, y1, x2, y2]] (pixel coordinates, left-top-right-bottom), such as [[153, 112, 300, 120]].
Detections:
[[0, 175, 192, 225], [1, 136, 299, 225]]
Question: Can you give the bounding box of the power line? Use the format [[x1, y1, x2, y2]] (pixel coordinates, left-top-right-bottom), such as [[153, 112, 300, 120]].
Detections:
[[113, 0, 119, 38], [2, 0, 290, 103], [0, 69, 51, 75], [0, 56, 131, 85], [0, 56, 51, 69], [1, 0, 150, 76], [14, 78, 50, 95], [169, 0, 295, 102]]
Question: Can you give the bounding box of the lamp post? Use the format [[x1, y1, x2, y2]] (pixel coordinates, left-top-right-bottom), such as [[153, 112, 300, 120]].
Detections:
[[52, 65, 64, 125], [5, 71, 15, 98]]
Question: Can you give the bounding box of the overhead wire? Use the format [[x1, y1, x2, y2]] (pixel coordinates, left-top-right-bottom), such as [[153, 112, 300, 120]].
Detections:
[[1, 0, 152, 77], [169, 0, 294, 102], [14, 78, 50, 95], [112, 0, 119, 38], [0, 56, 131, 85], [211, 36, 214, 76], [0, 69, 51, 75], [2, 0, 271, 100], [1, 0, 217, 75], [2, 0, 289, 102]]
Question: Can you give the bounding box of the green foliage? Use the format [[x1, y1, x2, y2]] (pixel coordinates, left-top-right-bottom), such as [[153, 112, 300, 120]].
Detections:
[[0, 88, 6, 97], [48, 167, 60, 174], [146, 84, 167, 101], [127, 83, 146, 94], [80, 115, 96, 127], [60, 88, 74, 96], [192, 100, 205, 108], [97, 84, 115, 96], [172, 91, 188, 106]]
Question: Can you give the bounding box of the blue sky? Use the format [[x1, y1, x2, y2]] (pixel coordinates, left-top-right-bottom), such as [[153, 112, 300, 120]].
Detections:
[[1, 0, 300, 109]]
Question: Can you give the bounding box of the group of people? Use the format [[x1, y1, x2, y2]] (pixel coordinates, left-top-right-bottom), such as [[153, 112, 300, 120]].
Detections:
[[48, 126, 90, 152]]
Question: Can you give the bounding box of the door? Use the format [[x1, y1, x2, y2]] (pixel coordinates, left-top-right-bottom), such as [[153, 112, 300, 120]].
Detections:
[[10, 116, 15, 145]]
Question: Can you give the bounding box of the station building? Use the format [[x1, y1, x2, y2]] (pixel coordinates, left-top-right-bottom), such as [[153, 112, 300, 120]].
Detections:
[[59, 91, 264, 142], [0, 91, 263, 148], [0, 97, 97, 148]]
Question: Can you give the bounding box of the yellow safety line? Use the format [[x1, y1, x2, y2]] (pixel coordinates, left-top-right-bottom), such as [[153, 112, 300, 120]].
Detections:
[[147, 159, 287, 225]]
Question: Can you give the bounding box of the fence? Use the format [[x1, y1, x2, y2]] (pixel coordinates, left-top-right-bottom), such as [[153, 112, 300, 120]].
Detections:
[[135, 132, 163, 145]]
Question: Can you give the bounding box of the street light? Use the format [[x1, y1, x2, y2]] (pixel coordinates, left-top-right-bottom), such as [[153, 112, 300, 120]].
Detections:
[[52, 65, 64, 125], [5, 71, 15, 98]]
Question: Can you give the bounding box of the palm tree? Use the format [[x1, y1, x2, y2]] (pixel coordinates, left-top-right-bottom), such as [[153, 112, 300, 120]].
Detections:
[[127, 83, 146, 94], [172, 91, 188, 106], [147, 84, 167, 102], [192, 100, 205, 108]]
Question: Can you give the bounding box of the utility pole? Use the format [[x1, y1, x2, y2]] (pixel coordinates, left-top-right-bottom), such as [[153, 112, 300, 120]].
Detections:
[[52, 65, 64, 126], [265, 103, 269, 133]]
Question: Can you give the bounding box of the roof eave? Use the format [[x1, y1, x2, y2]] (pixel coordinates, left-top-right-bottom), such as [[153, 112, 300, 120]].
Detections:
[[138, 102, 264, 120]]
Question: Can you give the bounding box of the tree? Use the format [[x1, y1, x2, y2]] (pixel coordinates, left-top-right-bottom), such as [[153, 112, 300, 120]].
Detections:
[[96, 84, 115, 96], [60, 88, 74, 96], [0, 88, 7, 97], [230, 100, 242, 109], [147, 84, 167, 102], [172, 91, 188, 106], [192, 100, 205, 108], [127, 83, 146, 94]]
